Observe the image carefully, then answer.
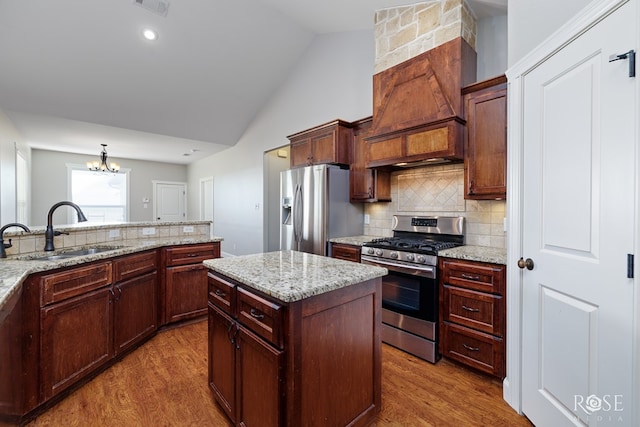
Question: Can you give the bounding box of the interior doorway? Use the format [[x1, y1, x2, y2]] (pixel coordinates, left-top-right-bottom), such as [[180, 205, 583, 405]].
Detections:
[[263, 145, 290, 252]]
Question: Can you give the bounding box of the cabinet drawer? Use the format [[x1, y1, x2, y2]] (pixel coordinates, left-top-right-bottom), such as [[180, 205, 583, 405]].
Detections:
[[113, 250, 157, 282], [236, 287, 283, 349], [40, 262, 112, 306], [440, 258, 505, 294], [441, 322, 504, 378], [442, 285, 504, 336], [164, 243, 218, 267], [208, 272, 236, 316], [331, 244, 361, 263]]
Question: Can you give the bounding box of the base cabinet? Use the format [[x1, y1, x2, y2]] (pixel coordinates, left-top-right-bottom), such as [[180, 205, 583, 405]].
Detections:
[[439, 257, 506, 378], [162, 242, 221, 325], [40, 287, 113, 400], [330, 242, 361, 263], [207, 270, 381, 427], [209, 304, 283, 427], [113, 271, 157, 355]]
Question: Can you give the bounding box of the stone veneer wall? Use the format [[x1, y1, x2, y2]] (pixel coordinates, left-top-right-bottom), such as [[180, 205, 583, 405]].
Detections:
[[364, 164, 506, 248], [3, 223, 211, 257], [374, 0, 477, 73]]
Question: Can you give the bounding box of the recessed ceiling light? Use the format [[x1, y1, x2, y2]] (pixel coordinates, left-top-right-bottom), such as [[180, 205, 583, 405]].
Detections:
[[142, 29, 158, 41]]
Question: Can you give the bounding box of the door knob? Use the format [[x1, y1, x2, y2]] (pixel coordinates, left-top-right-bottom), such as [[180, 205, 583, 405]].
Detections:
[[517, 257, 534, 270]]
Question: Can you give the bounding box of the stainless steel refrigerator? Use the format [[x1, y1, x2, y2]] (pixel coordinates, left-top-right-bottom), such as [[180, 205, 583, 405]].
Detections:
[[280, 164, 364, 256]]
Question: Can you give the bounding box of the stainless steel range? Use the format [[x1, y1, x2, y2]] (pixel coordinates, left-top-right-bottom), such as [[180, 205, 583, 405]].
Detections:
[[361, 215, 464, 363]]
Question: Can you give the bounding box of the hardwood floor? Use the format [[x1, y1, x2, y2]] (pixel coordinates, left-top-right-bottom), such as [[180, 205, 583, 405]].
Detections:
[[18, 320, 531, 426]]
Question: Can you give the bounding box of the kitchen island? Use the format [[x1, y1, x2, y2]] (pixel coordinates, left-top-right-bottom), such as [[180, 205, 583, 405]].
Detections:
[[203, 251, 387, 427]]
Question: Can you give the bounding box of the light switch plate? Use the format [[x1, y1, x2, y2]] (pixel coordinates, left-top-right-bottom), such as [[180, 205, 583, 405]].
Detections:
[[183, 226, 194, 233], [109, 229, 120, 238]]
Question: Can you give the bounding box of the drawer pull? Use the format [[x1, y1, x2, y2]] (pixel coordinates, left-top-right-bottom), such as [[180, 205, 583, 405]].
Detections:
[[187, 253, 199, 257], [461, 273, 480, 280], [463, 343, 480, 352], [214, 289, 226, 298], [462, 305, 480, 313], [249, 308, 264, 320]]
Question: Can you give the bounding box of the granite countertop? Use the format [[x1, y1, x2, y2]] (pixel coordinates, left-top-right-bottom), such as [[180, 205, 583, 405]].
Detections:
[[438, 245, 507, 265], [0, 237, 223, 314], [329, 235, 386, 246], [203, 250, 388, 303]]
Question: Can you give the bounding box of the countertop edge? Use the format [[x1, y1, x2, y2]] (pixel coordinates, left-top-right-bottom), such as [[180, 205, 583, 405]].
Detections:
[[0, 237, 223, 313], [438, 245, 507, 265]]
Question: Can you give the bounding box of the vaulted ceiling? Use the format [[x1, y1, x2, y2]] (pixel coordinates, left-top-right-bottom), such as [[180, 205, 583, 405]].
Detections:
[[0, 0, 506, 164]]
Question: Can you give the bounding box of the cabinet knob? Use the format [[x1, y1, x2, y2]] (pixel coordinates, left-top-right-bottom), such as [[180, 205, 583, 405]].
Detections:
[[517, 257, 535, 270]]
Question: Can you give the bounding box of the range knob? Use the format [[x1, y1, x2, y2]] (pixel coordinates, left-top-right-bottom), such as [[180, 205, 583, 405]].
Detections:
[[366, 247, 375, 255], [416, 255, 426, 263], [390, 251, 398, 259], [406, 254, 415, 261], [375, 249, 383, 256]]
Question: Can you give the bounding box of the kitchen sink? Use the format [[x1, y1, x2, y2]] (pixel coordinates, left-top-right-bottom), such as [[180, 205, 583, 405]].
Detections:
[[19, 246, 124, 261]]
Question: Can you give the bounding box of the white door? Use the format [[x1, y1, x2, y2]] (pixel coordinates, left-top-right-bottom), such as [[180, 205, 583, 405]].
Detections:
[[153, 181, 186, 221], [520, 1, 636, 425], [200, 177, 214, 236]]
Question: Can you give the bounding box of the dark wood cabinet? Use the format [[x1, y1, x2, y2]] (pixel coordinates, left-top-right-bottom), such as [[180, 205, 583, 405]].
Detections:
[[350, 117, 391, 202], [207, 270, 381, 427], [330, 242, 361, 263], [38, 261, 114, 400], [208, 273, 283, 427], [113, 251, 158, 355], [113, 271, 157, 355], [40, 287, 113, 400], [439, 257, 506, 378], [162, 242, 220, 324], [40, 251, 159, 400], [288, 119, 353, 168], [463, 75, 507, 199]]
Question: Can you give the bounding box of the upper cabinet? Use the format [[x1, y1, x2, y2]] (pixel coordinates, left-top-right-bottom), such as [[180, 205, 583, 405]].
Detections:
[[463, 75, 507, 200], [288, 120, 354, 168], [366, 37, 477, 168], [350, 117, 391, 203]]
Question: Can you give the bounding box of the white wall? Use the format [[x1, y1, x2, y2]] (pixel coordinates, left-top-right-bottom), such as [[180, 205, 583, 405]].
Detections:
[[0, 109, 30, 225], [476, 14, 508, 80], [187, 30, 374, 256], [31, 149, 187, 226], [508, 0, 591, 66]]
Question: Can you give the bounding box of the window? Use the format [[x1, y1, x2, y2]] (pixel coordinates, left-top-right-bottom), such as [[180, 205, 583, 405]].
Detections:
[[68, 165, 130, 223]]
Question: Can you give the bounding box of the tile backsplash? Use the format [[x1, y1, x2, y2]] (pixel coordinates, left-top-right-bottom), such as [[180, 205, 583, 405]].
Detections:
[[364, 163, 506, 248]]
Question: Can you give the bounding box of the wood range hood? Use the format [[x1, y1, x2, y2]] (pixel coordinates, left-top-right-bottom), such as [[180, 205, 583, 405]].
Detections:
[[366, 37, 477, 169]]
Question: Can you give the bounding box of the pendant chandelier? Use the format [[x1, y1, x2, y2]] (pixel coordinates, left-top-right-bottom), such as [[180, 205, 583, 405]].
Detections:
[[87, 144, 120, 173]]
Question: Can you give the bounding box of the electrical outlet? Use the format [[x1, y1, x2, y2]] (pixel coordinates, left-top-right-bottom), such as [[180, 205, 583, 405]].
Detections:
[[503, 217, 507, 232], [183, 226, 194, 233], [142, 227, 156, 236], [364, 214, 370, 225], [109, 229, 120, 238]]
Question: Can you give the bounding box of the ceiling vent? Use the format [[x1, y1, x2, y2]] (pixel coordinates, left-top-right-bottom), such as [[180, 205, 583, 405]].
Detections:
[[133, 0, 170, 17]]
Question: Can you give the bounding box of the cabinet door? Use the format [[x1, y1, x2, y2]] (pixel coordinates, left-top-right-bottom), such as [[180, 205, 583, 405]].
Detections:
[[290, 139, 311, 168], [208, 304, 237, 424], [165, 264, 208, 323], [465, 82, 507, 199], [310, 130, 337, 164], [40, 287, 113, 400], [114, 271, 158, 355], [237, 326, 283, 427]]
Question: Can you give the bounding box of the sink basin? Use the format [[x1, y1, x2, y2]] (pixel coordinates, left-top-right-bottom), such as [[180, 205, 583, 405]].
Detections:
[[19, 246, 123, 261]]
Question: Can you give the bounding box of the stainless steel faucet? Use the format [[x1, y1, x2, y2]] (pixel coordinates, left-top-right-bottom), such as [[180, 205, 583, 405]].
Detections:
[[44, 201, 88, 251], [0, 223, 31, 258]]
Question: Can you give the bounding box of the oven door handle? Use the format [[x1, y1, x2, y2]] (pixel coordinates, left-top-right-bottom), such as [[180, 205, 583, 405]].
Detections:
[[361, 256, 436, 278]]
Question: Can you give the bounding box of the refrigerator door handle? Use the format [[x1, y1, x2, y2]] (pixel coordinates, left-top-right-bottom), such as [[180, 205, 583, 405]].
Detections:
[[293, 183, 303, 245]]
